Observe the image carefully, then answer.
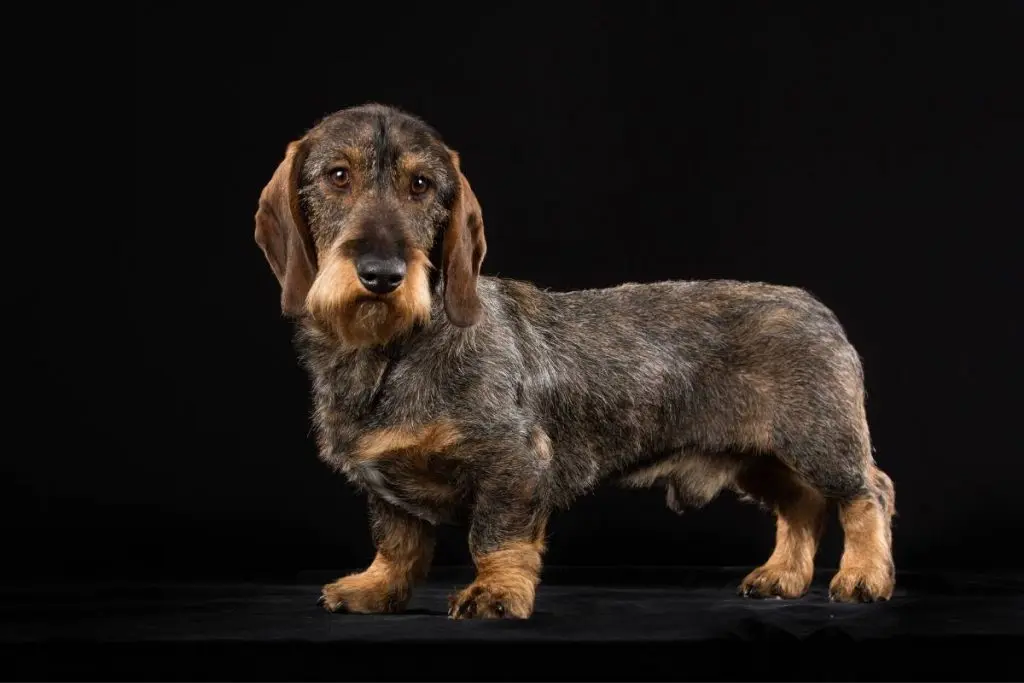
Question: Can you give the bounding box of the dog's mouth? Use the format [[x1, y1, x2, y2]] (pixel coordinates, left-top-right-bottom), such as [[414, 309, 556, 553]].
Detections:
[[353, 292, 393, 305]]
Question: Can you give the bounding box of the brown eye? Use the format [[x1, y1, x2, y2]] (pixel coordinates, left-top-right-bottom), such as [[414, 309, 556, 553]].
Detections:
[[328, 168, 350, 188], [411, 175, 430, 194]]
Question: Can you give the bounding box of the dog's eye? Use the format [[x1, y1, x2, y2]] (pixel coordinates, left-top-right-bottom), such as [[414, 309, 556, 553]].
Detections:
[[410, 175, 430, 195], [328, 168, 350, 188]]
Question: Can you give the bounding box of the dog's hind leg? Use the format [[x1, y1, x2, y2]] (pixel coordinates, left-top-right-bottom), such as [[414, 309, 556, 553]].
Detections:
[[770, 417, 896, 602], [735, 456, 828, 599], [828, 462, 896, 602]]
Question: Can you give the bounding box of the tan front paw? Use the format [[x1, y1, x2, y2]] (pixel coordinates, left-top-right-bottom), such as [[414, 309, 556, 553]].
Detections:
[[318, 572, 408, 614], [828, 565, 894, 603], [447, 579, 534, 620], [739, 564, 812, 599]]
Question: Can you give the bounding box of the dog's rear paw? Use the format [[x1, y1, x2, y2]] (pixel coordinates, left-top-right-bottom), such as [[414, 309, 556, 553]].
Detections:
[[739, 564, 811, 599]]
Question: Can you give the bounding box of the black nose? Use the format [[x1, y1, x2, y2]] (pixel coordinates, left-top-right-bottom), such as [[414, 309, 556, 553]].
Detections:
[[355, 256, 407, 295]]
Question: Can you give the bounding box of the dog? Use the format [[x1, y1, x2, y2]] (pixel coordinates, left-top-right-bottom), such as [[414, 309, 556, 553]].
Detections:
[[254, 103, 896, 619]]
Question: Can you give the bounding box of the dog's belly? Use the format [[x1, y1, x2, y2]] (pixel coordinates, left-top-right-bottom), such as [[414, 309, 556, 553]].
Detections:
[[617, 449, 745, 513]]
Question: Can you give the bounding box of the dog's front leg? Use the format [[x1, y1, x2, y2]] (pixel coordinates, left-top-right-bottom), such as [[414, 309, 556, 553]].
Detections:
[[448, 479, 548, 620], [319, 495, 435, 613]]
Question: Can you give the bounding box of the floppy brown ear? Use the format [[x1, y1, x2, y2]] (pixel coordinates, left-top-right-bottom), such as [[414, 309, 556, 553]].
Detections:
[[442, 152, 487, 327], [254, 139, 317, 317]]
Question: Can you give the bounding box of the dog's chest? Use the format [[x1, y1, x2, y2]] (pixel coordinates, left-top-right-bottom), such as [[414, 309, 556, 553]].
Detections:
[[340, 452, 462, 525], [307, 342, 465, 524], [326, 416, 464, 527]]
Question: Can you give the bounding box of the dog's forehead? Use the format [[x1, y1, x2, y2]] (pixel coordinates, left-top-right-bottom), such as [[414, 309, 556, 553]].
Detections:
[[309, 107, 447, 160]]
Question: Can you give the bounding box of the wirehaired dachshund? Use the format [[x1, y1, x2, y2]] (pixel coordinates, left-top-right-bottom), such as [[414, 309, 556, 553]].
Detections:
[[254, 103, 896, 619]]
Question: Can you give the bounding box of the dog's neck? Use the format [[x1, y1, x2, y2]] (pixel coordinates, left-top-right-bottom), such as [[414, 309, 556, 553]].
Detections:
[[294, 281, 455, 423]]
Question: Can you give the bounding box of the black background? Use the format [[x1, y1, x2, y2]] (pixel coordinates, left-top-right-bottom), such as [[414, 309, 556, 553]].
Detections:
[[10, 3, 1021, 584]]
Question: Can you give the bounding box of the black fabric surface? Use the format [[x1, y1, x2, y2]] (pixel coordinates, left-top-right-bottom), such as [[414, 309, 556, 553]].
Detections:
[[3, 567, 1021, 681]]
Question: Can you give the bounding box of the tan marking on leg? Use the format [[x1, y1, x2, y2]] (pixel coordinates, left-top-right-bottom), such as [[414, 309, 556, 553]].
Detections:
[[740, 481, 827, 598], [449, 540, 544, 620], [829, 470, 896, 602], [320, 514, 434, 613]]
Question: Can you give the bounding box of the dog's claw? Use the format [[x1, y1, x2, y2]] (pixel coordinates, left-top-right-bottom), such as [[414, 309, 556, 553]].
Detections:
[[449, 586, 521, 619], [448, 593, 478, 619], [316, 595, 326, 607], [447, 594, 458, 619]]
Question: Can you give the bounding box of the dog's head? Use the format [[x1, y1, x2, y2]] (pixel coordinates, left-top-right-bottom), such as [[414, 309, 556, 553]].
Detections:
[[254, 104, 486, 348]]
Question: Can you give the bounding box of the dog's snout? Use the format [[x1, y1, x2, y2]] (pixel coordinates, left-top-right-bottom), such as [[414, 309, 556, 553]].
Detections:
[[356, 256, 407, 295]]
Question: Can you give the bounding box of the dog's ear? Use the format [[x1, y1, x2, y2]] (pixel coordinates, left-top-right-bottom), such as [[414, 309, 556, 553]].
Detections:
[[254, 139, 317, 317], [442, 152, 487, 327]]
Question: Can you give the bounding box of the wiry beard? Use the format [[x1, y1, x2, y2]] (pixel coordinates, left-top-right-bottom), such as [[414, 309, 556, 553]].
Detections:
[[305, 250, 433, 349]]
